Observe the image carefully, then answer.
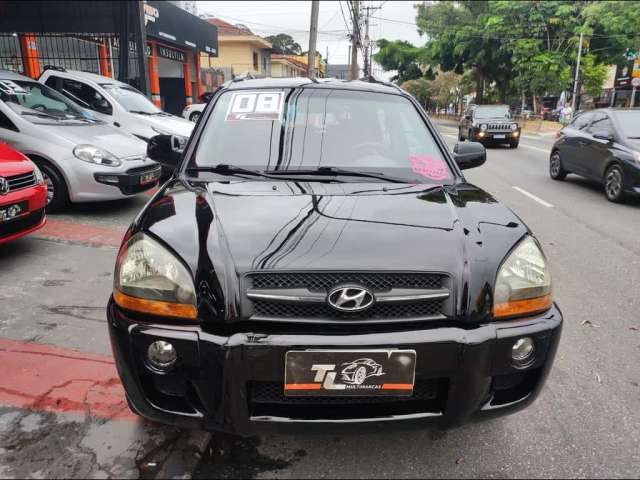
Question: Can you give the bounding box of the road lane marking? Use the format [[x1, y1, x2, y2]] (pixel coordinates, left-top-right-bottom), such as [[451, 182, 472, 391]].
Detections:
[[512, 186, 554, 208], [0, 338, 135, 421]]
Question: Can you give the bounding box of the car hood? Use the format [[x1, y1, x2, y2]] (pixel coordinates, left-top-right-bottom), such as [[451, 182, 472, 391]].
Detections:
[[46, 122, 147, 158], [134, 114, 194, 137], [138, 180, 529, 322], [0, 143, 33, 175]]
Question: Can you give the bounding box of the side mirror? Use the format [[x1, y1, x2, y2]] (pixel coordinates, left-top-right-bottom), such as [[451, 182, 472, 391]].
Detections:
[[453, 141, 486, 170], [147, 134, 183, 170], [465, 114, 472, 120], [92, 99, 112, 115], [592, 130, 613, 142]]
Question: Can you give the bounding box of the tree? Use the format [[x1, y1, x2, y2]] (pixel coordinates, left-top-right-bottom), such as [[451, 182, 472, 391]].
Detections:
[[373, 39, 424, 83], [400, 78, 432, 108], [265, 33, 302, 55], [581, 54, 609, 98], [416, 1, 514, 103]]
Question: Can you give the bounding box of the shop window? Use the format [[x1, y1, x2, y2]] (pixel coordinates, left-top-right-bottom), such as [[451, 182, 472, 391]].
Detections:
[[60, 78, 112, 115], [253, 52, 259, 71]]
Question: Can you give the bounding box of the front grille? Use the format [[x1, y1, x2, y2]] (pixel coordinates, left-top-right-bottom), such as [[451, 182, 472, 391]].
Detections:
[[0, 208, 44, 239], [5, 171, 36, 192], [246, 272, 449, 322], [248, 379, 446, 419], [126, 164, 161, 174], [486, 123, 511, 131], [250, 272, 444, 292], [253, 298, 444, 320]]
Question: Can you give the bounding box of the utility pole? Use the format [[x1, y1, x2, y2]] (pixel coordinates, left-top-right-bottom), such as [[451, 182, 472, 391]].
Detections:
[[350, 1, 360, 80], [571, 31, 585, 113], [308, 0, 319, 78], [362, 3, 381, 78]]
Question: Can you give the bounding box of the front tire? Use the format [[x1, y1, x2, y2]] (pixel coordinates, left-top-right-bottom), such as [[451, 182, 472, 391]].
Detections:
[[37, 161, 69, 213], [549, 151, 567, 181], [604, 165, 625, 202], [510, 141, 519, 149]]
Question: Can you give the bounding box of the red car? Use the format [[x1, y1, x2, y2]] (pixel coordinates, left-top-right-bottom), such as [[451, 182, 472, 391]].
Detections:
[[0, 143, 47, 244]]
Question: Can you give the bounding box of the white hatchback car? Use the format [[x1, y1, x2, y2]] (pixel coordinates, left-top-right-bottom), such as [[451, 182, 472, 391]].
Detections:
[[0, 70, 160, 212], [39, 69, 194, 142]]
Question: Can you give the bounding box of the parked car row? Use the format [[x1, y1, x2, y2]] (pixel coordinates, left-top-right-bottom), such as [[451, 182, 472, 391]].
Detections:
[[0, 68, 194, 214]]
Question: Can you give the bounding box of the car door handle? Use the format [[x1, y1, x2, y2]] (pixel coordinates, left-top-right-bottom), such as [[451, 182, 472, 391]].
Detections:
[[578, 140, 589, 146]]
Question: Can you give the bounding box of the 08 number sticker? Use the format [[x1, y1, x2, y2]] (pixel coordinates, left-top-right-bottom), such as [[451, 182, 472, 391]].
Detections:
[[225, 91, 284, 122]]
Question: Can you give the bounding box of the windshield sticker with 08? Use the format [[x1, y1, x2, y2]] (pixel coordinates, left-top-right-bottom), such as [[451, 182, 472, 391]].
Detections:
[[225, 91, 284, 122]]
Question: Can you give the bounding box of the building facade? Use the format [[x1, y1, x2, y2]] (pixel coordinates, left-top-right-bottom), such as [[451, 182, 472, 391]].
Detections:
[[202, 18, 272, 79], [270, 54, 306, 78]]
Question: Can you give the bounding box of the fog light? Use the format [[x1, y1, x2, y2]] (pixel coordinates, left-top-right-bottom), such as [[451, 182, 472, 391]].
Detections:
[[97, 175, 120, 184], [513, 131, 519, 137], [478, 131, 486, 137], [147, 340, 177, 371], [512, 337, 535, 365]]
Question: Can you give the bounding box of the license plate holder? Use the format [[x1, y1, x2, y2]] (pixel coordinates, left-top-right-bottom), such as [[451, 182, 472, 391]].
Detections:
[[139, 171, 159, 185], [494, 134, 506, 139], [284, 349, 416, 397], [0, 201, 28, 223]]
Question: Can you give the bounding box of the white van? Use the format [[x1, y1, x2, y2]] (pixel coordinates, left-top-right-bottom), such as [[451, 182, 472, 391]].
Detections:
[[39, 68, 194, 143]]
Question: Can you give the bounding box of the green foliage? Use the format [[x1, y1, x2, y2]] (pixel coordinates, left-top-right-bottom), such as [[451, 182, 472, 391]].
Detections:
[[400, 78, 432, 106], [265, 33, 302, 55], [373, 39, 424, 83], [581, 54, 608, 97]]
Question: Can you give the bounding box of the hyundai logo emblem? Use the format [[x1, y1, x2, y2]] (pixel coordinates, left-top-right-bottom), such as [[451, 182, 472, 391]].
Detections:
[[0, 177, 8, 196], [327, 285, 374, 312]]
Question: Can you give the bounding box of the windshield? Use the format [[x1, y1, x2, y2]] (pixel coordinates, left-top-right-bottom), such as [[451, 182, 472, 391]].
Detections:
[[475, 106, 511, 119], [102, 84, 163, 114], [0, 79, 87, 123], [189, 88, 454, 184], [613, 111, 640, 138]]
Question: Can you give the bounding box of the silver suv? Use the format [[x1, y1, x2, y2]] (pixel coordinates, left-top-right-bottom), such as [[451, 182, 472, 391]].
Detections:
[[0, 70, 160, 212]]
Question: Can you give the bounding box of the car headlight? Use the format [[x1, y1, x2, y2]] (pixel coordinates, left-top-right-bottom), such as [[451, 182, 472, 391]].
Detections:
[[73, 145, 122, 167], [480, 124, 487, 131], [510, 123, 518, 131], [32, 164, 45, 185], [113, 232, 197, 320], [494, 236, 552, 319]]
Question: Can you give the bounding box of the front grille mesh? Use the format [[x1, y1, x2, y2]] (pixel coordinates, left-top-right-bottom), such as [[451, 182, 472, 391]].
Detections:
[[0, 208, 44, 239], [250, 272, 444, 292], [486, 123, 511, 131], [253, 298, 444, 320], [250, 380, 439, 405], [247, 272, 448, 322]]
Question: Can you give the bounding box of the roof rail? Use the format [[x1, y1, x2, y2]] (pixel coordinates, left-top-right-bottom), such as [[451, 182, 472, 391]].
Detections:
[[231, 72, 255, 83], [358, 74, 402, 92], [43, 65, 66, 73]]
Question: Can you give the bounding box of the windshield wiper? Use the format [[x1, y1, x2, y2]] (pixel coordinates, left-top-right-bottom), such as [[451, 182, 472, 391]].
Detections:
[[186, 164, 273, 179], [626, 136, 640, 139], [129, 110, 154, 115], [21, 111, 61, 120], [264, 166, 408, 183]]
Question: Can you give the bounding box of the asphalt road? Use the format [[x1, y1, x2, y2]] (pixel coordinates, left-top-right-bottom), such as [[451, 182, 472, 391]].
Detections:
[[1, 121, 639, 478]]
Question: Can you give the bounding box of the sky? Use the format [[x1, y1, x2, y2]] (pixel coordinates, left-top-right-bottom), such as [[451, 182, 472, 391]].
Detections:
[[196, 1, 425, 78]]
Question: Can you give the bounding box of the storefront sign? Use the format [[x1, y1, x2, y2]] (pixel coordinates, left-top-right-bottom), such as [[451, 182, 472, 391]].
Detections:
[[144, 1, 218, 56], [157, 45, 185, 63]]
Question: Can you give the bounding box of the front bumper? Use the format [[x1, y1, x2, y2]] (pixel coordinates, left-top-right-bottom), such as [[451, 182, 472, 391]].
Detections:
[[474, 130, 520, 143], [0, 183, 47, 244], [108, 300, 562, 435], [64, 158, 160, 203]]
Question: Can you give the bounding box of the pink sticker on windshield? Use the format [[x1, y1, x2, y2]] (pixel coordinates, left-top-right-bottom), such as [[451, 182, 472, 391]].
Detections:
[[410, 155, 451, 181]]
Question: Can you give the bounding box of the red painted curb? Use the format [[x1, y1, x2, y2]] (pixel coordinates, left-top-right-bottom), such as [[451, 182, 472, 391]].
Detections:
[[0, 338, 136, 421], [35, 219, 124, 248]]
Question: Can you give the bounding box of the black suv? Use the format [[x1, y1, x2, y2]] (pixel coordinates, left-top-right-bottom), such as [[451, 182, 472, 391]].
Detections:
[[459, 104, 521, 148], [108, 78, 561, 435]]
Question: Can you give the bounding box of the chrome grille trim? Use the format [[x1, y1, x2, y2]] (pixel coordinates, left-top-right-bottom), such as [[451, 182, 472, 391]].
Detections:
[[6, 172, 36, 192]]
